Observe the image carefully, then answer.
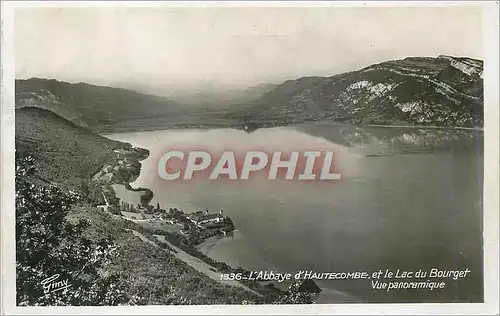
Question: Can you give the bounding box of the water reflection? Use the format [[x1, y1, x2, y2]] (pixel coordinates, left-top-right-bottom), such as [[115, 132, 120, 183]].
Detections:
[[296, 123, 483, 155]]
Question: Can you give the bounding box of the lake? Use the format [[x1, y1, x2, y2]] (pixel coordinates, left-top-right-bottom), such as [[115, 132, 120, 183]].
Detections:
[[106, 122, 484, 303]]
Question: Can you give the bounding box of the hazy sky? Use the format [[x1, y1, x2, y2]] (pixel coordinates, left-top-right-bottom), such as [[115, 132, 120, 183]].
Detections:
[[15, 5, 483, 93]]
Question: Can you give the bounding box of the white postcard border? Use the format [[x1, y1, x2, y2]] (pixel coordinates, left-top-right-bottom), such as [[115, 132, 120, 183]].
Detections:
[[1, 1, 498, 315]]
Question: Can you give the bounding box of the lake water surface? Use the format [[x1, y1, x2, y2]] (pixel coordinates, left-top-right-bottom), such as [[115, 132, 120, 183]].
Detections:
[[107, 122, 483, 303]]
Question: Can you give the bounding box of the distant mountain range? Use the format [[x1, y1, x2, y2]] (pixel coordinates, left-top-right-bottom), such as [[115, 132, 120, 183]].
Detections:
[[15, 78, 275, 132], [228, 55, 483, 128], [160, 83, 278, 108], [15, 78, 185, 130], [16, 55, 483, 131]]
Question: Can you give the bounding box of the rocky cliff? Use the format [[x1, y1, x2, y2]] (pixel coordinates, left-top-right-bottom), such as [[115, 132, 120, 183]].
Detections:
[[229, 56, 483, 128]]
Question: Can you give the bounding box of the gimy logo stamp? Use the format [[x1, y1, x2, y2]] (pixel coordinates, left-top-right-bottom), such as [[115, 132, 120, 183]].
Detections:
[[41, 274, 72, 294]]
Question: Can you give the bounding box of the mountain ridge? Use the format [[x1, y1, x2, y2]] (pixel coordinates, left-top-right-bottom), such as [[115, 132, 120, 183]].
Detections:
[[228, 55, 483, 128], [16, 78, 185, 130], [16, 55, 484, 132]]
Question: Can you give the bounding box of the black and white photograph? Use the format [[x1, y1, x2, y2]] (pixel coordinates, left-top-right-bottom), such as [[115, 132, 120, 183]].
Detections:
[[1, 1, 498, 314]]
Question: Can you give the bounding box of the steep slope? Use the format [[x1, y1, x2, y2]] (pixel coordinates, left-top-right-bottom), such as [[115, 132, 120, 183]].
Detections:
[[16, 78, 185, 131], [15, 107, 126, 187], [229, 56, 483, 128]]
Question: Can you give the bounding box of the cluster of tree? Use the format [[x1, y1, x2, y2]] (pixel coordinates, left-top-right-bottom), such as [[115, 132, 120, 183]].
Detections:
[[15, 155, 130, 305], [272, 280, 320, 304], [92, 216, 261, 304], [133, 147, 150, 159], [168, 208, 184, 218], [143, 228, 317, 304], [77, 179, 105, 205], [113, 167, 134, 184], [102, 184, 119, 206], [119, 200, 141, 213], [139, 189, 154, 206]]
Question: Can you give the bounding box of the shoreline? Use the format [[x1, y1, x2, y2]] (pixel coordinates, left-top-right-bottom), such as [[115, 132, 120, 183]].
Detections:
[[363, 123, 484, 131], [95, 149, 274, 297], [99, 120, 484, 135], [194, 233, 362, 304], [94, 144, 154, 208], [195, 235, 223, 255]]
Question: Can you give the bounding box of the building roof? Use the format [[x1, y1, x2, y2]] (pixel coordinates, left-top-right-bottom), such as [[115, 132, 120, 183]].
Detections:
[[114, 148, 131, 154], [197, 214, 223, 222], [188, 212, 223, 223], [453, 57, 483, 66]]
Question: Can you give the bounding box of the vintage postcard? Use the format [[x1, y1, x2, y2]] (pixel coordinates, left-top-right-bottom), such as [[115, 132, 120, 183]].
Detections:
[[1, 1, 499, 315]]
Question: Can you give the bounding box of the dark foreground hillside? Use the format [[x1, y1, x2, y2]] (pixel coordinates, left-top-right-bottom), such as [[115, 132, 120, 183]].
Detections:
[[15, 156, 261, 305], [15, 107, 123, 188]]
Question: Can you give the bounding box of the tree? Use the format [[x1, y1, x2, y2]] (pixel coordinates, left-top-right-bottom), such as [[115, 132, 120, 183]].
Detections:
[[140, 189, 153, 206], [102, 184, 120, 207], [272, 281, 316, 304], [15, 155, 129, 306], [108, 205, 122, 216], [77, 180, 105, 205], [224, 217, 235, 230]]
